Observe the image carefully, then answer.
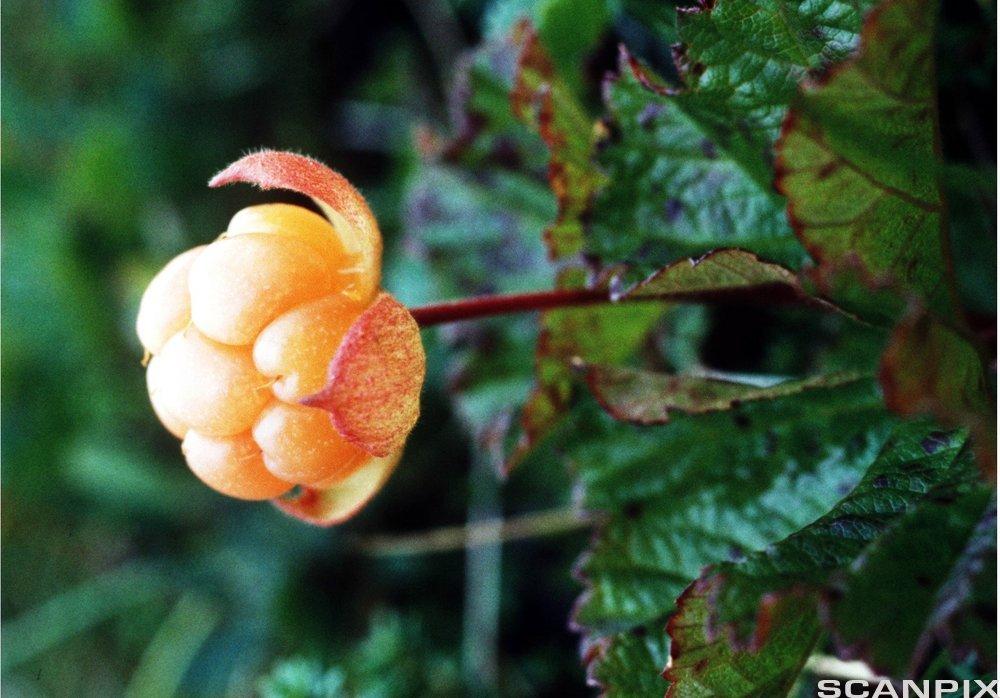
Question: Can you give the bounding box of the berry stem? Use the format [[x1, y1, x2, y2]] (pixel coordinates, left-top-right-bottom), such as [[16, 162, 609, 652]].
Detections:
[[408, 282, 838, 327], [408, 288, 613, 327]]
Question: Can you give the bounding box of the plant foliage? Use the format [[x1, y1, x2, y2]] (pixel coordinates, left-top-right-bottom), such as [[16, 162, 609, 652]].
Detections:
[[411, 0, 996, 693]]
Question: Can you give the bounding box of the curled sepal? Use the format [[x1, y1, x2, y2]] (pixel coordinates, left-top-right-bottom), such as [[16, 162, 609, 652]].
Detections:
[[273, 450, 402, 526], [209, 150, 381, 301], [302, 293, 425, 457]]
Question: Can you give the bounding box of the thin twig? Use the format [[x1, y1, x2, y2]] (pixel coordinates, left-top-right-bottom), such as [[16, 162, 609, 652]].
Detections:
[[355, 507, 594, 557]]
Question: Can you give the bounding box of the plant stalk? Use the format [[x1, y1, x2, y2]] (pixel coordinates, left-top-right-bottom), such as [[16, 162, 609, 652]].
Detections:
[[408, 287, 612, 327]]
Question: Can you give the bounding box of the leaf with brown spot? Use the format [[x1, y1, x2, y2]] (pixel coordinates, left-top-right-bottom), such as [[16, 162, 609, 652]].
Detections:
[[879, 306, 995, 477], [510, 21, 604, 259], [619, 248, 812, 304], [665, 577, 820, 697], [825, 488, 995, 676], [686, 424, 976, 677], [586, 367, 866, 425], [774, 0, 955, 320]]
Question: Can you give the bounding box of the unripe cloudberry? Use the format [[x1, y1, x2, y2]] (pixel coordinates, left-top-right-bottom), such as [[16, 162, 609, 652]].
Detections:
[[137, 151, 425, 525]]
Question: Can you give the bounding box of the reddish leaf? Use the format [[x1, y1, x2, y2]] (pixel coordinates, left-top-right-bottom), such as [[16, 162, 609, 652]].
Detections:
[[510, 21, 602, 259], [774, 0, 955, 320], [621, 249, 810, 304], [273, 450, 402, 526], [210, 150, 382, 301], [879, 307, 995, 478], [303, 293, 425, 458], [586, 367, 865, 425]]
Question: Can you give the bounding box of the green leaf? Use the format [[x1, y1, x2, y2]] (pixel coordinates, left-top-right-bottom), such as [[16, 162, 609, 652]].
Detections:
[[535, 0, 610, 92], [514, 274, 663, 467], [665, 423, 978, 695], [879, 307, 995, 475], [1, 564, 170, 671], [584, 628, 670, 698], [124, 593, 221, 698], [618, 248, 812, 303], [258, 611, 461, 698], [511, 21, 604, 259], [584, 367, 866, 425], [571, 380, 894, 686], [587, 0, 878, 281], [827, 488, 996, 676], [775, 0, 954, 320], [665, 584, 820, 697], [588, 52, 802, 282]]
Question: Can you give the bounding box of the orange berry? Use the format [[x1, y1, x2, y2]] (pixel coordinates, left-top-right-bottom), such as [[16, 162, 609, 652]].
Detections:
[[252, 402, 369, 484], [146, 353, 189, 439], [182, 430, 293, 500], [153, 328, 270, 437], [253, 294, 364, 401], [226, 204, 351, 278], [136, 246, 204, 355], [188, 233, 336, 345], [139, 151, 425, 517]]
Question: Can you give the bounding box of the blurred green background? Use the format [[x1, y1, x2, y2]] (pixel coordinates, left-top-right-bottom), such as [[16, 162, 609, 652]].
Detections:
[[2, 1, 590, 695]]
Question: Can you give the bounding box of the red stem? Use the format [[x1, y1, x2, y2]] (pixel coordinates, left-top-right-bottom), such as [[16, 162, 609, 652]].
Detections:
[[408, 282, 826, 327], [409, 288, 611, 327]]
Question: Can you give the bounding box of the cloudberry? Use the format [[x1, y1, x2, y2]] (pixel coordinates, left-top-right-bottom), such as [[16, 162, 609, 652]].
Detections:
[[137, 151, 425, 525]]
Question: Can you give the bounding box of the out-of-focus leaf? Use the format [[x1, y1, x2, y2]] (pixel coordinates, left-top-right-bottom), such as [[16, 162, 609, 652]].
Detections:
[[64, 440, 210, 520], [513, 270, 663, 469], [669, 425, 977, 694], [510, 21, 603, 259], [879, 307, 995, 476], [535, 0, 609, 90], [775, 0, 953, 320], [584, 367, 865, 425], [258, 611, 461, 698], [944, 165, 997, 315], [1, 564, 170, 671], [258, 658, 345, 698], [124, 593, 221, 698], [827, 489, 996, 676], [571, 380, 893, 687]]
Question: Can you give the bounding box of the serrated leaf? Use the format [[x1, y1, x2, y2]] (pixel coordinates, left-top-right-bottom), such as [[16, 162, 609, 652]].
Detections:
[[584, 628, 670, 698], [588, 52, 802, 282], [585, 367, 865, 425], [587, 0, 878, 281], [775, 0, 954, 320], [571, 380, 894, 687], [827, 488, 996, 676], [511, 21, 604, 259], [705, 424, 976, 640], [617, 248, 823, 307], [665, 582, 820, 698], [660, 423, 981, 696]]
